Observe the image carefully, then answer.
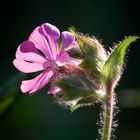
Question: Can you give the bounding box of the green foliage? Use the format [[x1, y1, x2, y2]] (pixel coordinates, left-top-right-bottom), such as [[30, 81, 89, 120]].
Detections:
[[0, 73, 25, 116], [0, 96, 15, 115], [101, 36, 139, 88]]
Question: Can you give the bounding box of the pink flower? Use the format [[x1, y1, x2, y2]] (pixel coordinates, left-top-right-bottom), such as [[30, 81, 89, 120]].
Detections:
[[13, 23, 79, 94]]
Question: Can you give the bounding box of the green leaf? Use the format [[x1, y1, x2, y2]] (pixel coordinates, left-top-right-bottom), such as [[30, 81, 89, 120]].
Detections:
[[101, 36, 139, 88]]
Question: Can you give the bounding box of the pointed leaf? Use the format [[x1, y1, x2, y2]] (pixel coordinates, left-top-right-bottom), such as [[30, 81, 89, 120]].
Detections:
[[101, 36, 139, 88]]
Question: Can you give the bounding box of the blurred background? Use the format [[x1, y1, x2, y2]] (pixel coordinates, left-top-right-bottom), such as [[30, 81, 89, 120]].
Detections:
[[0, 0, 140, 139]]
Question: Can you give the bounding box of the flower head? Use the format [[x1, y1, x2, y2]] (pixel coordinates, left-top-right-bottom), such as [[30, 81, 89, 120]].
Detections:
[[13, 22, 137, 112], [13, 23, 79, 94]]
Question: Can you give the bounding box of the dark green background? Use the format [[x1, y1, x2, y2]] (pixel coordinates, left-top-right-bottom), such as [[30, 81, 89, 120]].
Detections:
[[0, 0, 140, 140]]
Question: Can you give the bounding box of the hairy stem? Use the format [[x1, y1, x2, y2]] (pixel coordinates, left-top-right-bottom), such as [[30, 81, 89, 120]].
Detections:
[[102, 87, 114, 140]]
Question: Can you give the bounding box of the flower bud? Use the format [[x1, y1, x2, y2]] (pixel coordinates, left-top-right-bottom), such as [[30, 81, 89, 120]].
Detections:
[[52, 74, 104, 111], [69, 30, 108, 82], [54, 75, 95, 100], [65, 46, 83, 59]]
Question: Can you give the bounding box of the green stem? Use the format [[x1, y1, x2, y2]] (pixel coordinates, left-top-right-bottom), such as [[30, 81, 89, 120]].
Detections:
[[102, 87, 114, 140]]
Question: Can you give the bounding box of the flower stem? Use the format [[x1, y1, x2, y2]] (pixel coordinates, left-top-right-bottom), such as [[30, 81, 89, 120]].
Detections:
[[102, 87, 114, 140]]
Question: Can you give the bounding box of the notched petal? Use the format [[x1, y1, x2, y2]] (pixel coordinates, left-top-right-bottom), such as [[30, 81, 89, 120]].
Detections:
[[39, 23, 60, 60], [16, 41, 46, 63], [21, 70, 53, 94], [13, 59, 44, 73]]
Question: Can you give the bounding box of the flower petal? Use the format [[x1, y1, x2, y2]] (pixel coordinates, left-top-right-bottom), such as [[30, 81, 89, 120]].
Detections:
[[59, 31, 78, 57], [58, 31, 80, 65], [16, 41, 46, 63], [13, 59, 44, 73], [29, 23, 60, 60], [29, 27, 52, 59], [21, 70, 53, 94], [39, 23, 60, 60]]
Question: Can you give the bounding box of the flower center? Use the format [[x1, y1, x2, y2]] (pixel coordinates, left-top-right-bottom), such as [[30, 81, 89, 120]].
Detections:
[[43, 60, 58, 71]]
